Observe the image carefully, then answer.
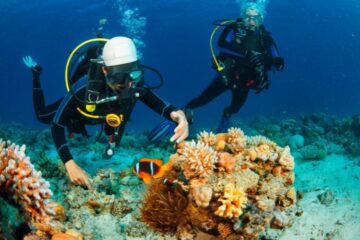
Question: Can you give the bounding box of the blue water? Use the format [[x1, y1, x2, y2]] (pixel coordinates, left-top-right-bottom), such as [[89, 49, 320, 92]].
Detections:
[[0, 0, 359, 131]]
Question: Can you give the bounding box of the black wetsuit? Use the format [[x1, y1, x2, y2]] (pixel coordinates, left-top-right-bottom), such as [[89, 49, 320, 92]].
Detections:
[[31, 67, 176, 164], [186, 19, 283, 118]]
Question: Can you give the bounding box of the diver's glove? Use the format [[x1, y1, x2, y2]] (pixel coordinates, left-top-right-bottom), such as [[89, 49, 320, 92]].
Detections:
[[272, 57, 284, 71], [235, 18, 246, 44], [22, 56, 42, 74], [255, 77, 270, 94]]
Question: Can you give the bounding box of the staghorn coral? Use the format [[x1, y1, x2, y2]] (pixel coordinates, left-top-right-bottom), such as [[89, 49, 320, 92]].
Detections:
[[181, 141, 218, 179], [140, 128, 297, 239], [214, 183, 247, 219], [0, 139, 56, 223]]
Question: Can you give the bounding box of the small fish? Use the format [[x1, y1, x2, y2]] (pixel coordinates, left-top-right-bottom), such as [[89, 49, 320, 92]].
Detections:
[[99, 18, 108, 25], [133, 158, 171, 184]]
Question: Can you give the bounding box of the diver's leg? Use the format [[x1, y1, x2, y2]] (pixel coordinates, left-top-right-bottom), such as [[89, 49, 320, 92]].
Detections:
[[185, 76, 228, 109], [223, 87, 249, 116], [217, 87, 249, 133], [32, 70, 62, 124]]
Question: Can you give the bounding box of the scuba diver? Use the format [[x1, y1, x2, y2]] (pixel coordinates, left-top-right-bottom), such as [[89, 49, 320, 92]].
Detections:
[[23, 36, 189, 189], [185, 1, 284, 133]]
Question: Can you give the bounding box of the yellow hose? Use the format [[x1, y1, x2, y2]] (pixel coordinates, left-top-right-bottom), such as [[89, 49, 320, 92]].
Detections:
[[65, 38, 108, 92], [210, 20, 235, 71]]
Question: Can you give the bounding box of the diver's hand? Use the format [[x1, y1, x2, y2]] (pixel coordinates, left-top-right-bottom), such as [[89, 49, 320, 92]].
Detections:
[[255, 79, 270, 94], [170, 110, 189, 143], [22, 56, 42, 73], [273, 57, 284, 71], [65, 160, 92, 189]]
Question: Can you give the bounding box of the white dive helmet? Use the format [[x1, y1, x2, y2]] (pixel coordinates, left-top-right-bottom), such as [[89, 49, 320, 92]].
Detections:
[[102, 36, 138, 67]]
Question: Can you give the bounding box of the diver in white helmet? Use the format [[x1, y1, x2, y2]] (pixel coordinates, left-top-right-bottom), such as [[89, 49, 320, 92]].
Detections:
[[23, 36, 189, 188]]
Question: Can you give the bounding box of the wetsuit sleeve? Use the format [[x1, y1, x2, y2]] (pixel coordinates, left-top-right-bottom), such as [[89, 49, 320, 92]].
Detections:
[[218, 23, 243, 53], [266, 34, 284, 71], [51, 82, 86, 164], [139, 88, 177, 121]]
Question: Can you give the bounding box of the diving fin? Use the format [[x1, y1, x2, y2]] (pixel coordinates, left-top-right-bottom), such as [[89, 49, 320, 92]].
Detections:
[[216, 115, 231, 133], [148, 119, 176, 144]]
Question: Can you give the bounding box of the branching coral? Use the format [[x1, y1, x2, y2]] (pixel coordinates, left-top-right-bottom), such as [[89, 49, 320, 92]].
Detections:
[[197, 131, 216, 147], [182, 141, 218, 179], [0, 139, 55, 223]]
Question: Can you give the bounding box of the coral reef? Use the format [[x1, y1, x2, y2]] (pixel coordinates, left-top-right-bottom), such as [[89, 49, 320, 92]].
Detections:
[[140, 128, 297, 239], [0, 139, 56, 223]]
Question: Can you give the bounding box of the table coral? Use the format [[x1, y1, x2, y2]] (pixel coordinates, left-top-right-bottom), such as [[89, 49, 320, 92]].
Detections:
[[140, 128, 297, 239]]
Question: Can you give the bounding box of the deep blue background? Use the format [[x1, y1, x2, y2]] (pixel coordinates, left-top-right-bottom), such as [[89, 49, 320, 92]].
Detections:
[[0, 0, 359, 131]]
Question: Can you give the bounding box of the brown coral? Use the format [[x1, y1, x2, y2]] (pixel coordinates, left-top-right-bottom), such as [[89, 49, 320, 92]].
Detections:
[[0, 139, 56, 223], [217, 222, 233, 239], [140, 181, 188, 234]]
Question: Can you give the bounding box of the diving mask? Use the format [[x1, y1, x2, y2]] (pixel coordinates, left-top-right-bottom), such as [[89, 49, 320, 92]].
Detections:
[[106, 68, 144, 85], [244, 10, 263, 29]]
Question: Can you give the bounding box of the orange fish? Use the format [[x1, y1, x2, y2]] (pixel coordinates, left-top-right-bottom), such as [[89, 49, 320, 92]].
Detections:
[[132, 158, 171, 184]]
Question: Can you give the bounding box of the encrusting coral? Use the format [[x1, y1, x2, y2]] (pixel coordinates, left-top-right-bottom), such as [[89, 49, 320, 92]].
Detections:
[[140, 128, 297, 239], [0, 139, 56, 223]]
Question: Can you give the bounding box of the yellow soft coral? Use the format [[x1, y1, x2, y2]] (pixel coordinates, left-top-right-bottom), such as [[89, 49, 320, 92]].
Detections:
[[0, 139, 55, 223], [215, 183, 247, 219], [182, 141, 218, 179]]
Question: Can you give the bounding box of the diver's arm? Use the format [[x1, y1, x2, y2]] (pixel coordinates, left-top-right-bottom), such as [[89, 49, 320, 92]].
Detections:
[[140, 89, 177, 121], [140, 89, 188, 142], [51, 122, 73, 164], [51, 89, 91, 188], [218, 24, 243, 53], [266, 34, 284, 71]]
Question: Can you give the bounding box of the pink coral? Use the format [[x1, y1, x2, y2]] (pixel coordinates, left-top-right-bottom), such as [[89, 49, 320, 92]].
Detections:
[[0, 139, 55, 223], [217, 152, 236, 172]]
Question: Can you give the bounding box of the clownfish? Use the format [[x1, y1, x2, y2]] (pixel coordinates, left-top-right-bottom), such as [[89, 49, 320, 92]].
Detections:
[[132, 158, 172, 184]]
